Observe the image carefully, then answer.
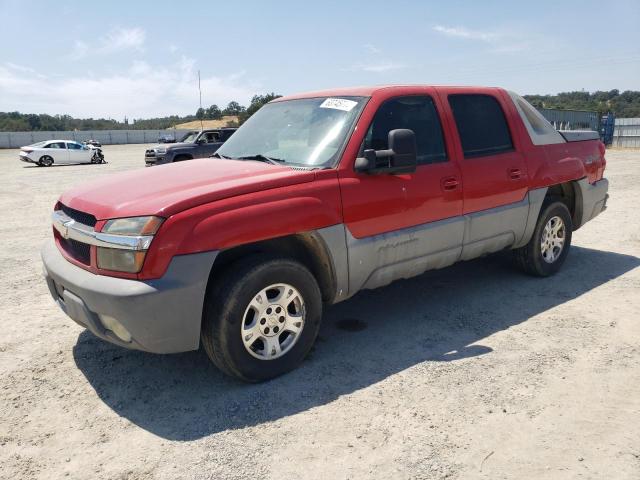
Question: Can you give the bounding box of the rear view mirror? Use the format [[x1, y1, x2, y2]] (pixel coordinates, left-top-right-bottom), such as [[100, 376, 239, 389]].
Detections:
[[354, 129, 417, 175]]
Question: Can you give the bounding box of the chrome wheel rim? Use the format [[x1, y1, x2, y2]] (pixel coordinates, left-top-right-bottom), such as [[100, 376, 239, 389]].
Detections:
[[541, 215, 565, 264], [241, 283, 305, 360]]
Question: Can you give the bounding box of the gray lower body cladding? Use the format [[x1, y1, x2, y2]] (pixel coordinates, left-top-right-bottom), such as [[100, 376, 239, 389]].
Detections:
[[332, 188, 547, 296], [41, 240, 217, 353], [333, 180, 606, 297], [573, 177, 609, 229]]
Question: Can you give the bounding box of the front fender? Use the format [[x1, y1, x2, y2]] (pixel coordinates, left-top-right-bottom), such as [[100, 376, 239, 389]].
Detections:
[[139, 174, 343, 280]]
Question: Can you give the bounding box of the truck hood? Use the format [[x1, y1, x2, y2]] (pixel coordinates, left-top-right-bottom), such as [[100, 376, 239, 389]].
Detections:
[[153, 142, 192, 150], [59, 158, 316, 220]]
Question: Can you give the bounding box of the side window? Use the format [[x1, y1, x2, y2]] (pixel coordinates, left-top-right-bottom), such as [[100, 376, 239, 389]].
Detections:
[[448, 94, 513, 158], [67, 142, 82, 150], [205, 132, 220, 143], [363, 96, 447, 165]]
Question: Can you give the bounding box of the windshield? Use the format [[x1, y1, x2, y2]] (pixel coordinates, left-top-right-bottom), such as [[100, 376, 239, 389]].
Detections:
[[179, 131, 199, 143], [216, 96, 367, 167], [30, 141, 48, 147]]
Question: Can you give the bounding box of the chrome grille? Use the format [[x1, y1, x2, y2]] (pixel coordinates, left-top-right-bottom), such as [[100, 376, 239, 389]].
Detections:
[[59, 237, 91, 264], [59, 204, 97, 228]]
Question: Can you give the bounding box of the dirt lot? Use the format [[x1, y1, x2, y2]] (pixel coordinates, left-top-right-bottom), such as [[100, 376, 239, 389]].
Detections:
[[1, 145, 639, 480]]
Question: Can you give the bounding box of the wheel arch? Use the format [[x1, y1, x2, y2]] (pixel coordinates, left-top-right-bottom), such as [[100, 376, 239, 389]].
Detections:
[[172, 153, 193, 162], [205, 232, 340, 306]]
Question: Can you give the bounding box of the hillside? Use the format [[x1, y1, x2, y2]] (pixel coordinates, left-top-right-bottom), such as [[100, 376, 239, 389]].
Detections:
[[174, 116, 239, 130]]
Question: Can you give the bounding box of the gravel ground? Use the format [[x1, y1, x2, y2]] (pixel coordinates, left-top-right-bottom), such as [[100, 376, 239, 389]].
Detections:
[[1, 145, 639, 480]]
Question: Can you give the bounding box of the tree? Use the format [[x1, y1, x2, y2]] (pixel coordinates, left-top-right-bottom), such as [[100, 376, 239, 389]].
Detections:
[[239, 93, 282, 124], [205, 104, 222, 120], [223, 101, 245, 116], [196, 107, 205, 120]]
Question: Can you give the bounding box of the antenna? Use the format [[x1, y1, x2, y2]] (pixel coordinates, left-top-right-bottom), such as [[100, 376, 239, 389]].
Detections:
[[198, 70, 203, 131]]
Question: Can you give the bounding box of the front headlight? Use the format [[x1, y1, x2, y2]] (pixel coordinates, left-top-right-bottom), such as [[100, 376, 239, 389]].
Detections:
[[155, 147, 167, 154], [102, 216, 164, 236], [97, 216, 164, 273]]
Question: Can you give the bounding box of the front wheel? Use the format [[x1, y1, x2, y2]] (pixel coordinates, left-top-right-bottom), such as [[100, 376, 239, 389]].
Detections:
[[201, 255, 322, 382], [513, 200, 573, 276]]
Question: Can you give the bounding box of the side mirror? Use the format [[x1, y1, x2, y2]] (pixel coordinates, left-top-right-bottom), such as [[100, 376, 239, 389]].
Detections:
[[195, 138, 206, 144], [354, 129, 417, 175]]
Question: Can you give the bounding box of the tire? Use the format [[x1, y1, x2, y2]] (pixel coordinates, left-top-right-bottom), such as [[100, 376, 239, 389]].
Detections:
[[513, 200, 573, 277], [38, 155, 54, 167], [172, 155, 191, 162], [201, 255, 322, 382]]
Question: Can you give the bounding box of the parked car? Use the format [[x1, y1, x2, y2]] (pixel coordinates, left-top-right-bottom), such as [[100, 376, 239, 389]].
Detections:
[[144, 128, 237, 166], [20, 140, 104, 166], [42, 85, 609, 382]]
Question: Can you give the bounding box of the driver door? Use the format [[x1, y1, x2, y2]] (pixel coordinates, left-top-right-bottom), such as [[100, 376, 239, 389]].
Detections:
[[66, 142, 86, 163], [199, 132, 221, 157], [338, 89, 464, 292]]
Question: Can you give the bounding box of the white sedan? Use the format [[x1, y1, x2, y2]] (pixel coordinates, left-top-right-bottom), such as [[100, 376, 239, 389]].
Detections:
[[19, 140, 103, 167]]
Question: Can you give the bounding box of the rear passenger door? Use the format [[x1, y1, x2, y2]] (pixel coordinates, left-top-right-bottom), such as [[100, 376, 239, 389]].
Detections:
[[442, 90, 529, 214], [45, 142, 69, 163]]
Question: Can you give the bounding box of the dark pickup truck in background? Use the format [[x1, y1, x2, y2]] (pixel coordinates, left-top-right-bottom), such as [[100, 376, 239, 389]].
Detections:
[[145, 128, 237, 166]]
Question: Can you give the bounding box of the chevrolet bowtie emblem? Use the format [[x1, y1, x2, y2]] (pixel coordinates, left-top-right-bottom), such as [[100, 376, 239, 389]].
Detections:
[[61, 220, 72, 239]]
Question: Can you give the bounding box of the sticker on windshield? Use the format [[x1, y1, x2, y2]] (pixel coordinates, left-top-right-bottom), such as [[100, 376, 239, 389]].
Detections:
[[320, 98, 358, 112]]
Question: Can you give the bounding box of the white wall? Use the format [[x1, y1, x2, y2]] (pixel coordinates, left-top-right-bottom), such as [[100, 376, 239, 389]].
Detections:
[[0, 130, 192, 148]]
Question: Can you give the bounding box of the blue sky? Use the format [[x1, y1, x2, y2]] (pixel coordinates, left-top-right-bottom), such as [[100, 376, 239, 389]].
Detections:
[[1, 0, 638, 119]]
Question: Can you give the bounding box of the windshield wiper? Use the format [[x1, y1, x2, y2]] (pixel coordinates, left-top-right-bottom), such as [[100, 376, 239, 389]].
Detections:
[[235, 154, 285, 165], [210, 152, 230, 159]]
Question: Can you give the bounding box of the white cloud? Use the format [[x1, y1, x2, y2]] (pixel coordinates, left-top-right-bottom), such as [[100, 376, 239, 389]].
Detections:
[[0, 58, 259, 118], [433, 24, 530, 53], [68, 40, 89, 60], [433, 25, 500, 42], [350, 61, 406, 73], [66, 27, 146, 61], [99, 27, 146, 53], [364, 43, 381, 54], [348, 44, 406, 73]]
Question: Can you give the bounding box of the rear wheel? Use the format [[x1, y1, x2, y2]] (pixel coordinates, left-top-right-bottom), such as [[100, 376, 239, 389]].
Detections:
[[513, 200, 573, 276], [201, 255, 322, 382], [38, 155, 54, 167]]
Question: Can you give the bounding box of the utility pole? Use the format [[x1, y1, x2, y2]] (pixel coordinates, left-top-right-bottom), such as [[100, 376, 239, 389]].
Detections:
[[198, 70, 204, 132]]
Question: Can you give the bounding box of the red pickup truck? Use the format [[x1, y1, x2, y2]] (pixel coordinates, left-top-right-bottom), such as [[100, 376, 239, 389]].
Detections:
[[42, 85, 609, 381]]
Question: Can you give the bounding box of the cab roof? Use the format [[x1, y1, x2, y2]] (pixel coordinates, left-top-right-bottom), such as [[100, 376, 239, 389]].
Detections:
[[274, 85, 504, 102]]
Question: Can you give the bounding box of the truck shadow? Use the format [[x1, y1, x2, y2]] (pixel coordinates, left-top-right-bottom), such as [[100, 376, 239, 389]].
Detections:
[[72, 246, 639, 440]]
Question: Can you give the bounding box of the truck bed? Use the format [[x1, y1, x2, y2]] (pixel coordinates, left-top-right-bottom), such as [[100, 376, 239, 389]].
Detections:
[[559, 130, 600, 142]]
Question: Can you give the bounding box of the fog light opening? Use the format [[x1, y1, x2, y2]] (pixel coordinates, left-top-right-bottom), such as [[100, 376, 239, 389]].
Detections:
[[100, 315, 132, 343]]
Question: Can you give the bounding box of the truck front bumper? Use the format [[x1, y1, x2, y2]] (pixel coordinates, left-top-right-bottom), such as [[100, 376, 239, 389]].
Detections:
[[41, 240, 218, 353]]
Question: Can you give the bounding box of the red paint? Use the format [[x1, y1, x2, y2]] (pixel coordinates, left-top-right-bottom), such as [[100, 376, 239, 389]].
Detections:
[[53, 85, 606, 280]]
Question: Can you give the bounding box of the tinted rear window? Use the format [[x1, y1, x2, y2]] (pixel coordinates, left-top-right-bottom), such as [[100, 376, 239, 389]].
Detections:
[[448, 94, 513, 158]]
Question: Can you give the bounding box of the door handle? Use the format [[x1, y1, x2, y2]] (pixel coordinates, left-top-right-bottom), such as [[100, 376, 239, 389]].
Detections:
[[508, 168, 522, 180], [441, 177, 460, 191]]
